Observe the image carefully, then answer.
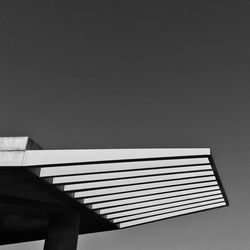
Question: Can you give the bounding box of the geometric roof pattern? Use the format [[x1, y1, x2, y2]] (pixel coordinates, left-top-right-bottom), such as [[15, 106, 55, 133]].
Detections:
[[0, 137, 229, 244]]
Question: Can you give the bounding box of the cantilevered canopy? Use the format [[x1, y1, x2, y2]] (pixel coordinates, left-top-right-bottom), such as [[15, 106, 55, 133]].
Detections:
[[0, 137, 228, 245]]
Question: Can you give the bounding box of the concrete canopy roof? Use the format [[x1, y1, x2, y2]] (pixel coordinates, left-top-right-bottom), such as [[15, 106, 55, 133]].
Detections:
[[0, 137, 228, 245]]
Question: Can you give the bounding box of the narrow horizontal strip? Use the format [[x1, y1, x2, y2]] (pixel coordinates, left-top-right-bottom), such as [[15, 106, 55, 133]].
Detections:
[[113, 198, 225, 223], [105, 194, 223, 219], [98, 190, 221, 214], [90, 186, 220, 209], [25, 148, 211, 166], [64, 171, 214, 191], [74, 176, 216, 198], [39, 158, 210, 177], [52, 165, 212, 184], [118, 202, 226, 228], [83, 181, 218, 203]]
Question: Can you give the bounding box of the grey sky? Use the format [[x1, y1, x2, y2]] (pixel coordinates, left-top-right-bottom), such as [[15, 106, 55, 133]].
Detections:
[[0, 1, 250, 249]]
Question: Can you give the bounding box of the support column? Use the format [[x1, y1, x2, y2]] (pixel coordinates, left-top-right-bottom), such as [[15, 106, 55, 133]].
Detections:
[[44, 212, 80, 250]]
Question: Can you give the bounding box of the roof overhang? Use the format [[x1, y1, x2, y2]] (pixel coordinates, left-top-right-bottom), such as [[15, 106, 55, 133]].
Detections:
[[0, 137, 228, 245]]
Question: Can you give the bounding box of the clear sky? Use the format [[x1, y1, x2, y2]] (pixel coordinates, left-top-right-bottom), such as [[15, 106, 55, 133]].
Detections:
[[0, 1, 249, 249]]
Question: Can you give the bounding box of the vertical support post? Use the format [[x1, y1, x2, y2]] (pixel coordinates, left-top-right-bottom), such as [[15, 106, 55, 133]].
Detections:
[[44, 212, 80, 250]]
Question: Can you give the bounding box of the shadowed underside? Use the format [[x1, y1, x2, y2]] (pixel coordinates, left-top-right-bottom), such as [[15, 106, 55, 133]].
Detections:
[[0, 137, 228, 245]]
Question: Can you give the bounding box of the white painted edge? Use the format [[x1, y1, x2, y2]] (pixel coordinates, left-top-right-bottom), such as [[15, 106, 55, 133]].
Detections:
[[24, 148, 211, 166]]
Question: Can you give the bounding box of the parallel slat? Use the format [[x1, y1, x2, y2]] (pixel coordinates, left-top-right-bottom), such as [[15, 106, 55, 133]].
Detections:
[[25, 148, 211, 166], [39, 158, 210, 177], [113, 198, 225, 223], [52, 165, 212, 184], [90, 186, 220, 209], [104, 194, 223, 219], [97, 190, 222, 214], [118, 202, 226, 228], [64, 171, 214, 191], [83, 181, 218, 204], [73, 176, 216, 198]]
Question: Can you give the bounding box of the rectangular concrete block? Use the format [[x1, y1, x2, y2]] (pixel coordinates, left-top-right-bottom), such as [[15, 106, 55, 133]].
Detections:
[[0, 137, 42, 151]]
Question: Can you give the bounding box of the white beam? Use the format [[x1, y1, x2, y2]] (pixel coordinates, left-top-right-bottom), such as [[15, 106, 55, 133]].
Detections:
[[98, 190, 222, 214], [64, 171, 214, 191], [82, 181, 218, 203], [104, 194, 223, 219], [25, 148, 210, 166], [90, 186, 220, 209], [39, 158, 210, 177], [118, 202, 226, 228], [73, 176, 216, 198], [53, 165, 212, 184], [113, 198, 225, 223]]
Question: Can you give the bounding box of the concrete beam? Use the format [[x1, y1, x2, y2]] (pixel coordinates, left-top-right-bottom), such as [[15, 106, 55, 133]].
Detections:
[[0, 137, 42, 166]]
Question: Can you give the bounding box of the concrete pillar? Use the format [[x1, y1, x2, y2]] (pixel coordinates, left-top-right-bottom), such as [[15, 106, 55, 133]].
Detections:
[[44, 212, 80, 250]]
